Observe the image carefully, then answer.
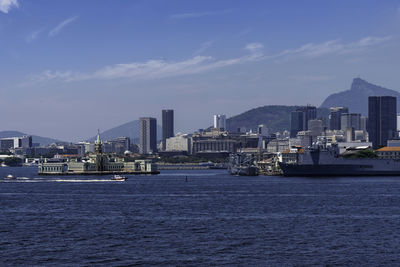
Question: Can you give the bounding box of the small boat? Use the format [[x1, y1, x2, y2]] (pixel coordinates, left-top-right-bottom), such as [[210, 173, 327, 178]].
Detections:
[[5, 174, 15, 179], [111, 175, 127, 181]]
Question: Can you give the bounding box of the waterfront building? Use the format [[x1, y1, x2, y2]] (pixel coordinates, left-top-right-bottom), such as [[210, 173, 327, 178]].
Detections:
[[162, 109, 174, 151], [266, 138, 290, 153], [139, 117, 157, 154], [376, 147, 400, 160], [329, 107, 349, 130], [191, 130, 237, 155], [213, 114, 226, 130], [368, 96, 397, 148], [0, 135, 32, 152], [165, 133, 191, 153], [38, 131, 158, 175], [340, 113, 361, 131]]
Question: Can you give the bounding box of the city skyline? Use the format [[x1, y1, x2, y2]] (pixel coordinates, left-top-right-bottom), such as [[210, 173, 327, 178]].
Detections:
[[1, 0, 400, 141]]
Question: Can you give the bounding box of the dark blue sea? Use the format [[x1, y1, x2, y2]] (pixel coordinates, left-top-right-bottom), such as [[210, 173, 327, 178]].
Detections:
[[1, 167, 400, 266]]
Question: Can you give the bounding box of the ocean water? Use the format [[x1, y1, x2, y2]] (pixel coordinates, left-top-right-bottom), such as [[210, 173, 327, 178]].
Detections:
[[1, 167, 400, 266]]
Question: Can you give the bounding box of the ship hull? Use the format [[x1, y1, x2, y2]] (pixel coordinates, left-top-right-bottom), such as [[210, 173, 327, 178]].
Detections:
[[279, 163, 400, 177], [229, 166, 259, 176]]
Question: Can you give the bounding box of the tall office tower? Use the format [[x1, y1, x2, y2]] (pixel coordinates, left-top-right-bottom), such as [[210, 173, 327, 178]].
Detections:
[[139, 117, 157, 154], [162, 109, 174, 151], [340, 113, 361, 131], [368, 96, 397, 148], [213, 114, 226, 130], [290, 105, 317, 137], [329, 107, 349, 130], [290, 111, 304, 138], [297, 105, 317, 130]]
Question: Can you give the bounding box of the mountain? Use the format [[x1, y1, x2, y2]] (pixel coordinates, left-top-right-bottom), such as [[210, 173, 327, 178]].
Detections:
[[87, 120, 162, 143], [226, 105, 330, 133], [320, 78, 400, 115], [0, 131, 62, 146]]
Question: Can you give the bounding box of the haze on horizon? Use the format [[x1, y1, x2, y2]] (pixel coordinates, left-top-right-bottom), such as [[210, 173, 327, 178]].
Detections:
[[1, 0, 400, 142]]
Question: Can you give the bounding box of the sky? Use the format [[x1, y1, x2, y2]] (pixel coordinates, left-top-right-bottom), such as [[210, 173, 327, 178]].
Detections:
[[1, 0, 400, 141]]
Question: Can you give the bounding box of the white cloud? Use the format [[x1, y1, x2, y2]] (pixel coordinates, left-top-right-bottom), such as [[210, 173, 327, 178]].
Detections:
[[245, 43, 264, 53], [27, 35, 392, 84], [170, 9, 232, 19], [48, 16, 78, 37], [0, 0, 18, 13], [29, 44, 264, 83]]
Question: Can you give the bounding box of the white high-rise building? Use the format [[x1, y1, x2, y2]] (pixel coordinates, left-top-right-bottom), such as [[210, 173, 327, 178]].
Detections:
[[397, 114, 400, 132], [213, 114, 226, 130]]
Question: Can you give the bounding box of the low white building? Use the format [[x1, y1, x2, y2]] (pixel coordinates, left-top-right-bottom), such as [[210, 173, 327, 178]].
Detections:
[[165, 134, 191, 153]]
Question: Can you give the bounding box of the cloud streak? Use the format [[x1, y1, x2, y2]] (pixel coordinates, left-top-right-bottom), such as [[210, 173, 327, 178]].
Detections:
[[26, 29, 44, 43], [275, 36, 392, 61], [170, 9, 232, 19], [48, 16, 78, 37], [193, 40, 215, 55], [0, 0, 18, 13], [28, 35, 392, 84]]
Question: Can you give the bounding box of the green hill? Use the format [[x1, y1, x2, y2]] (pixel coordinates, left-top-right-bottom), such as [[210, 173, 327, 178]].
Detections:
[[226, 105, 329, 133]]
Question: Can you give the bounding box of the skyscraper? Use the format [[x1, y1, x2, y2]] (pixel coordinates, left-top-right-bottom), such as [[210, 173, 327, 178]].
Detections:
[[290, 111, 304, 138], [139, 117, 157, 154], [290, 105, 317, 137], [340, 113, 361, 131], [329, 107, 349, 130], [368, 96, 397, 148], [213, 114, 226, 130], [162, 109, 174, 151]]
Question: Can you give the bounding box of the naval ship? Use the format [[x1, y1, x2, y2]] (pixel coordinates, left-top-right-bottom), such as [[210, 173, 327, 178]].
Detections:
[[228, 153, 259, 176], [279, 144, 400, 177]]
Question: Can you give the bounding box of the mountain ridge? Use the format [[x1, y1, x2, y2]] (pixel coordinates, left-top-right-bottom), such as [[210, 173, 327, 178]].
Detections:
[[226, 105, 330, 133], [87, 120, 162, 143]]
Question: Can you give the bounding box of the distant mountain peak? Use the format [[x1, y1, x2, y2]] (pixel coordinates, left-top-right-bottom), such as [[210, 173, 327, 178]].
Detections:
[[321, 78, 400, 115], [350, 78, 384, 92]]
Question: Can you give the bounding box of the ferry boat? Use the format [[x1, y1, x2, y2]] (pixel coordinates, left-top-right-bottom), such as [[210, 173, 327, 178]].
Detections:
[[111, 175, 127, 181], [5, 174, 15, 179]]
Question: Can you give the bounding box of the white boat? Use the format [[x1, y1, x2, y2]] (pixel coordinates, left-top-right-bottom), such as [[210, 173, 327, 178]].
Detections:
[[111, 175, 127, 181], [5, 174, 15, 179]]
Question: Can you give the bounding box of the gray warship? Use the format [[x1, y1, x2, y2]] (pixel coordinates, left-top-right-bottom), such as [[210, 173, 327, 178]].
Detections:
[[279, 144, 400, 177], [228, 153, 259, 176]]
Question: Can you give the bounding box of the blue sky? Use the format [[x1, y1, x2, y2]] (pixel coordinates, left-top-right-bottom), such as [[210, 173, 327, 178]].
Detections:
[[1, 0, 400, 141]]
